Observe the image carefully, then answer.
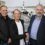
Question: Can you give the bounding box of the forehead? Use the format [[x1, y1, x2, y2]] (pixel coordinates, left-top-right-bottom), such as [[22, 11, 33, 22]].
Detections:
[[15, 10, 19, 13], [36, 5, 43, 9], [1, 7, 7, 10], [14, 9, 21, 13]]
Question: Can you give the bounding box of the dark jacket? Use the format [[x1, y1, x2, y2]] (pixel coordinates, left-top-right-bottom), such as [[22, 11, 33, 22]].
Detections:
[[0, 13, 11, 43], [28, 15, 45, 45], [9, 19, 25, 45]]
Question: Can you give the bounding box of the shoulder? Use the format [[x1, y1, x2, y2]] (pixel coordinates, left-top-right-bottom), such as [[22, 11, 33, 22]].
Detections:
[[0, 15, 3, 23], [20, 19, 24, 23], [31, 15, 36, 18], [42, 15, 45, 22], [10, 19, 15, 23], [43, 15, 45, 18], [42, 15, 45, 20], [30, 15, 36, 20], [0, 14, 2, 19], [9, 19, 15, 25]]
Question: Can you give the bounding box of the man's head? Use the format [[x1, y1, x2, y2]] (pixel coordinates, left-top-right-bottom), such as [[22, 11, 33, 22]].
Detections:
[[35, 4, 44, 16], [13, 9, 21, 20], [0, 5, 8, 17]]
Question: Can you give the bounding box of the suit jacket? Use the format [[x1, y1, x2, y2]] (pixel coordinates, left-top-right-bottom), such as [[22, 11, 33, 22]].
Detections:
[[9, 19, 25, 45], [28, 15, 45, 45], [0, 13, 11, 43]]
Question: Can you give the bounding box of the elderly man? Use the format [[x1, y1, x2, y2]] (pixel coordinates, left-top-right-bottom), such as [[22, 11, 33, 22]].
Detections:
[[26, 4, 45, 45], [0, 5, 11, 45], [9, 9, 26, 45]]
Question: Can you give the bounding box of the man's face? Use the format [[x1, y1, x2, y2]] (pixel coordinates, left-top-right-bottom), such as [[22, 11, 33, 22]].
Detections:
[[14, 10, 21, 20], [35, 5, 44, 16], [0, 7, 8, 17]]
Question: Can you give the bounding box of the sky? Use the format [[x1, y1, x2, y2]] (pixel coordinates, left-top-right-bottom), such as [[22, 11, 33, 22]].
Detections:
[[2, 0, 45, 7]]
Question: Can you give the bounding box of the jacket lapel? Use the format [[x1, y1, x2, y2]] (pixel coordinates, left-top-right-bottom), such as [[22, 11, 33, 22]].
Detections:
[[28, 15, 36, 34], [14, 20, 24, 35], [37, 15, 45, 39]]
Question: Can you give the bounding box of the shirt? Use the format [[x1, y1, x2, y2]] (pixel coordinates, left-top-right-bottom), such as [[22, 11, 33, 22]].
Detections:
[[30, 16, 42, 40], [15, 20, 25, 45]]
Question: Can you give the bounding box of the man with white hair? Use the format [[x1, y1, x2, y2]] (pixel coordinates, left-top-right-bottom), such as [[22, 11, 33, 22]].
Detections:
[[26, 4, 45, 45]]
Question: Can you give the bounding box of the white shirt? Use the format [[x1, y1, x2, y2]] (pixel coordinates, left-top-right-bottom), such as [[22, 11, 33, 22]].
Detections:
[[16, 21, 23, 35], [30, 16, 42, 40], [15, 21, 25, 45]]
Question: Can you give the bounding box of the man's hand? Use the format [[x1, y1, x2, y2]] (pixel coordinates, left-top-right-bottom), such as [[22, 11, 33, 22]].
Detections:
[[25, 33, 29, 40]]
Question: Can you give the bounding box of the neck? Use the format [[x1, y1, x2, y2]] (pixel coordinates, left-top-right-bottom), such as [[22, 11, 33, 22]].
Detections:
[[15, 19, 20, 22], [3, 16, 6, 20]]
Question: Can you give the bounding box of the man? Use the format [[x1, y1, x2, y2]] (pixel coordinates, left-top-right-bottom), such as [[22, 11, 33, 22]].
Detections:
[[26, 4, 45, 45], [9, 9, 26, 45], [0, 5, 11, 45]]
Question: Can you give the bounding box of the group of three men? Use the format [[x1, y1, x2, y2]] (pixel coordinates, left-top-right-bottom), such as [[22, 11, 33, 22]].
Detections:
[[0, 4, 45, 45]]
